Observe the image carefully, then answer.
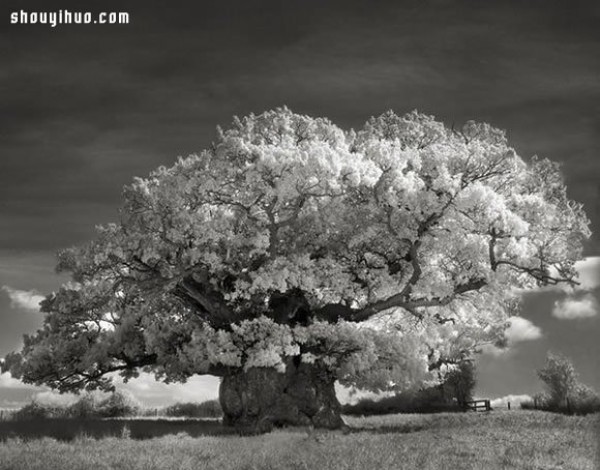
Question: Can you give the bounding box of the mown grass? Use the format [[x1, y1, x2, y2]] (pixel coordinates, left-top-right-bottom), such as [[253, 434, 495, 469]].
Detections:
[[0, 411, 598, 470]]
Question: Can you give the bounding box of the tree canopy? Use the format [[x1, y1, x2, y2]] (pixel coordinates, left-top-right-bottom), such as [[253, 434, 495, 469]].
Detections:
[[3, 108, 590, 396], [537, 352, 581, 407]]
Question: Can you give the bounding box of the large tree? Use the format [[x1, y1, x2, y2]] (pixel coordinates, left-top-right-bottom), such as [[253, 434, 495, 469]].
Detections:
[[2, 108, 590, 432]]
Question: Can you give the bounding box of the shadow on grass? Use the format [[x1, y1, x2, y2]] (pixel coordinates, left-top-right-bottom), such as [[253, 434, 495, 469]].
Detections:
[[0, 418, 238, 441], [1, 417, 439, 441], [346, 423, 428, 435]]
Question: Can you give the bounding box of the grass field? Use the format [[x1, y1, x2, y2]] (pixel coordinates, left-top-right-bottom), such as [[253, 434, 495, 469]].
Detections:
[[0, 411, 598, 470]]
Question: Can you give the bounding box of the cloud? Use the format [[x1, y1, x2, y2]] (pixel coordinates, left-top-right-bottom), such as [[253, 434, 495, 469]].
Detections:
[[479, 344, 508, 357], [0, 371, 221, 410], [32, 391, 78, 407], [504, 316, 542, 343], [1, 286, 45, 311], [489, 394, 532, 409], [525, 257, 600, 321], [481, 316, 542, 357], [573, 257, 600, 291], [0, 400, 28, 409], [552, 293, 598, 320], [115, 373, 220, 407], [335, 383, 395, 405], [520, 257, 600, 295], [0, 372, 39, 390]]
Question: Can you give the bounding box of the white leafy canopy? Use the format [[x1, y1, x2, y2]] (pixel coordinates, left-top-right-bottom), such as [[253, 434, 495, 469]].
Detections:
[[3, 108, 590, 393]]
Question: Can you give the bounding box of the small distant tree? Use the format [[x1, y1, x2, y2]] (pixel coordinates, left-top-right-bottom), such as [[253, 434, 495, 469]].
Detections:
[[520, 391, 552, 411], [66, 394, 98, 418], [13, 402, 53, 420], [164, 400, 222, 418], [98, 390, 141, 417], [537, 353, 579, 409], [529, 353, 600, 414], [571, 383, 600, 414]]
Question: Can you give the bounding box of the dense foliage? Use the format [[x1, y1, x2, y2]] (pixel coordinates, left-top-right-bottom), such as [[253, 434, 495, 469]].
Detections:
[[522, 353, 600, 415], [343, 360, 476, 415], [12, 391, 140, 420], [2, 108, 590, 397], [162, 400, 222, 418]]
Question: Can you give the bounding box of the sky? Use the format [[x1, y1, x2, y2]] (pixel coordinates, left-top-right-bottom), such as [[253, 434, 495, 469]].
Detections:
[[0, 0, 599, 408]]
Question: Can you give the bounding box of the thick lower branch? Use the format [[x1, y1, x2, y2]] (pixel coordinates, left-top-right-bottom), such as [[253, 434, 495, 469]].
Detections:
[[317, 278, 488, 323], [174, 275, 238, 328]]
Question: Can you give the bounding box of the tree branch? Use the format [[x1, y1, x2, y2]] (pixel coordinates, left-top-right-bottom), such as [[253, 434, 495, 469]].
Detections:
[[174, 273, 237, 328], [493, 259, 577, 286], [345, 278, 487, 323]]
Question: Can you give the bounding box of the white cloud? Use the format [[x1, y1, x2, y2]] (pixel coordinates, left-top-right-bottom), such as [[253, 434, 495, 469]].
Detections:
[[32, 390, 78, 407], [552, 293, 598, 320], [115, 373, 220, 406], [0, 400, 28, 409], [479, 344, 509, 357], [0, 372, 40, 390], [523, 257, 600, 321], [481, 316, 542, 357], [1, 286, 45, 311], [504, 316, 542, 343], [335, 383, 395, 405], [573, 257, 600, 291], [489, 394, 532, 408], [0, 369, 220, 409]]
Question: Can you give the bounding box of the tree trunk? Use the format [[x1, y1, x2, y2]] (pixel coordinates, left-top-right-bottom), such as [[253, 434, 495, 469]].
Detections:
[[219, 358, 344, 433]]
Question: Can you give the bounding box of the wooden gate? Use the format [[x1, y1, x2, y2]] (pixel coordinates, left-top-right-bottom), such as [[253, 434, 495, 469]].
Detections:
[[463, 399, 491, 412]]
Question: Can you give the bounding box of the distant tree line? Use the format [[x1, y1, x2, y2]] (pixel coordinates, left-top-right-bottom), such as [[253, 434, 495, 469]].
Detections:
[[160, 400, 222, 418], [11, 392, 222, 420], [13, 391, 141, 420]]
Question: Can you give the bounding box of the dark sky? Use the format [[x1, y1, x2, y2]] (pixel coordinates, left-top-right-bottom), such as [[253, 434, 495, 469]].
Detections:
[[1, 0, 599, 406]]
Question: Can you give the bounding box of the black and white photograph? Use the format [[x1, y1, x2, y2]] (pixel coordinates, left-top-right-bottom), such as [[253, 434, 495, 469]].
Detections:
[[0, 1, 599, 468]]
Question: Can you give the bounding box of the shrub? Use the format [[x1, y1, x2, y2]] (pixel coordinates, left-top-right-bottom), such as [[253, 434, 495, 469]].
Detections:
[[14, 401, 75, 420], [163, 400, 222, 418], [520, 392, 551, 411], [67, 395, 99, 419], [567, 384, 600, 414], [537, 353, 579, 408], [13, 402, 53, 420], [343, 361, 476, 416], [13, 391, 143, 421], [97, 391, 141, 418], [524, 354, 600, 415]]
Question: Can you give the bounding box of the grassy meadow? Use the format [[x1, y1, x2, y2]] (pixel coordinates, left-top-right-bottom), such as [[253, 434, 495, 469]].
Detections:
[[0, 411, 598, 470]]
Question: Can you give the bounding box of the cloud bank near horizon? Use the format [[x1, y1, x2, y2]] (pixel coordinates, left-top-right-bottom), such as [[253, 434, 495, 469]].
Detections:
[[1, 286, 44, 312], [489, 394, 532, 409]]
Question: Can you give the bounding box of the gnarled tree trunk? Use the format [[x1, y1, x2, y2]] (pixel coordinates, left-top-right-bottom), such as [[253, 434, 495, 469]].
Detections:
[[219, 358, 344, 433]]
